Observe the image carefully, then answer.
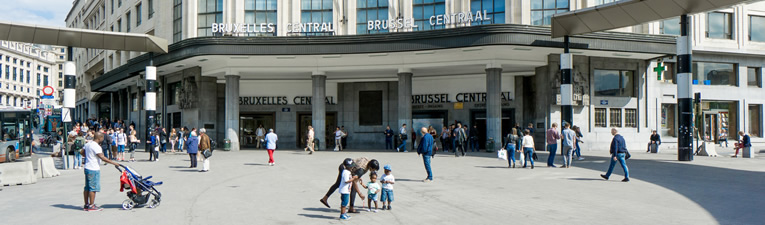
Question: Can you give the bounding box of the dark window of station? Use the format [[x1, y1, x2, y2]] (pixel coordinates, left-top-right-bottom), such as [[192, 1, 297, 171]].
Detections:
[[198, 0, 223, 37], [531, 0, 568, 26], [751, 15, 765, 42], [357, 0, 389, 34], [693, 62, 736, 86], [173, 0, 183, 42], [707, 12, 733, 39], [471, 0, 505, 25], [358, 91, 383, 126], [749, 67, 762, 88], [300, 0, 334, 36], [413, 0, 445, 31], [594, 69, 635, 97], [245, 0, 278, 36], [661, 17, 681, 36], [168, 82, 181, 105]]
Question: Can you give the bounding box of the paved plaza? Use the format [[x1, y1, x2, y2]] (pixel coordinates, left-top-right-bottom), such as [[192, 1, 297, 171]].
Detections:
[[2, 146, 764, 225]]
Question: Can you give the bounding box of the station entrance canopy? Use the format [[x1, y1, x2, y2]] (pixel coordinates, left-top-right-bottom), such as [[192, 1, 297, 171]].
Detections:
[[551, 0, 757, 38], [0, 21, 168, 53]]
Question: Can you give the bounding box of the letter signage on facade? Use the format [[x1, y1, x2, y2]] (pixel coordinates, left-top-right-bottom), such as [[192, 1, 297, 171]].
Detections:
[[367, 10, 490, 32], [240, 96, 336, 105]]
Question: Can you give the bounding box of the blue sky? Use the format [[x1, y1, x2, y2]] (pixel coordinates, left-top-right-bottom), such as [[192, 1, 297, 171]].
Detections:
[[0, 0, 72, 27]]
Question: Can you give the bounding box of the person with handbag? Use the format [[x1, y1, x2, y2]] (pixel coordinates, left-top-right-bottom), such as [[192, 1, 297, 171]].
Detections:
[[199, 128, 212, 172], [185, 131, 200, 168], [521, 129, 535, 169], [504, 128, 520, 168], [396, 124, 408, 152], [601, 128, 630, 182]]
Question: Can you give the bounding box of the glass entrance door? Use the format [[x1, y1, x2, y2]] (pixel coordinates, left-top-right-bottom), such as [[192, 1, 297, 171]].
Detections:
[[470, 109, 515, 149], [240, 113, 275, 149], [296, 112, 337, 150]]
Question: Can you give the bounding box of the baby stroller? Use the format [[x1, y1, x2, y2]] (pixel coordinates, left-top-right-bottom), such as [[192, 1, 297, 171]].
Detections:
[[116, 164, 163, 210]]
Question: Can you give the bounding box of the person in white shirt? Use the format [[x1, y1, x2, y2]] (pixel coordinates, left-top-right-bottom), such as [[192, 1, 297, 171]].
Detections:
[[380, 164, 395, 210], [334, 127, 344, 151], [338, 159, 357, 220], [82, 132, 119, 211], [305, 126, 315, 154], [521, 129, 536, 169], [116, 128, 127, 161], [265, 129, 278, 166], [256, 124, 266, 149]]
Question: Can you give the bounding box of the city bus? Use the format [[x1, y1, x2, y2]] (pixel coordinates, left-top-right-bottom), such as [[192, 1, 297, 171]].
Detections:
[[0, 108, 34, 162]]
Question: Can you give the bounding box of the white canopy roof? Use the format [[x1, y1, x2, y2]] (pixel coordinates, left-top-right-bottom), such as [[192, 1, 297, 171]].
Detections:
[[551, 0, 757, 38], [0, 21, 168, 53]]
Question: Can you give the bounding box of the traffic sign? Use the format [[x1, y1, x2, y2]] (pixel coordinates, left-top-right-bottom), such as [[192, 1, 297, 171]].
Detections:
[[42, 86, 55, 96], [62, 108, 72, 122]]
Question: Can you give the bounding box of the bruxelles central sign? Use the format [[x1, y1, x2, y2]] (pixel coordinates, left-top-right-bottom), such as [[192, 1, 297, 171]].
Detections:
[[211, 10, 490, 34]]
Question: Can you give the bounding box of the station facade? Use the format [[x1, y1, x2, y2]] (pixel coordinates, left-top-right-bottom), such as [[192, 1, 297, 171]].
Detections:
[[68, 0, 765, 151]]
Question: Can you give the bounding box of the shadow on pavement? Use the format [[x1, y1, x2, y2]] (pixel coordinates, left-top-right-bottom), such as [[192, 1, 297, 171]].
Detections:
[[297, 214, 336, 220], [560, 153, 765, 225], [244, 163, 268, 166], [475, 166, 509, 169], [101, 204, 124, 209], [175, 169, 200, 172], [51, 204, 82, 211], [302, 207, 336, 213]]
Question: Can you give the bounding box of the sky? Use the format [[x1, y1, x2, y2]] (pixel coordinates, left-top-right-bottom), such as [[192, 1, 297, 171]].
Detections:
[[0, 0, 72, 27]]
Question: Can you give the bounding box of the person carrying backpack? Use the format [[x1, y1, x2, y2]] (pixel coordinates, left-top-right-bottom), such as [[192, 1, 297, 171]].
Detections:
[[72, 132, 86, 170]]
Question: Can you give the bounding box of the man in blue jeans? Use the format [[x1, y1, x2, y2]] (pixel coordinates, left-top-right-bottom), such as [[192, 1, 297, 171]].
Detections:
[[545, 123, 561, 167], [601, 128, 630, 182], [396, 124, 408, 152], [417, 127, 434, 182]]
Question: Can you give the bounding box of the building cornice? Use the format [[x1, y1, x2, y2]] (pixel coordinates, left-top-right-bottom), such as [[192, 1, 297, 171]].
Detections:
[[91, 24, 677, 91]]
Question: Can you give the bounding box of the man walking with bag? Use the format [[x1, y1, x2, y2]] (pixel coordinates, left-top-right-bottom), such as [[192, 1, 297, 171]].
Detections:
[[199, 128, 212, 172], [417, 127, 434, 182], [601, 128, 630, 182]]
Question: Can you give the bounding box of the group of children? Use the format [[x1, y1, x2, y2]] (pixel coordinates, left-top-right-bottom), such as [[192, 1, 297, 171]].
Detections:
[[338, 160, 395, 220]]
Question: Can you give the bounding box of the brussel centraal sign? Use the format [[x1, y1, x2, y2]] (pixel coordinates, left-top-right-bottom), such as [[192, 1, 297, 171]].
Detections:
[[211, 10, 491, 34]]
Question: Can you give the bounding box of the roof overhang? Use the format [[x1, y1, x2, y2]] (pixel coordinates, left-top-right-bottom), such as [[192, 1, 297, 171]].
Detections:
[[0, 21, 168, 53], [551, 0, 757, 38], [90, 24, 677, 92]]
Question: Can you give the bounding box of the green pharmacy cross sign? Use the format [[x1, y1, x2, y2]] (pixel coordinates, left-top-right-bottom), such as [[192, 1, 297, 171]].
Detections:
[[654, 62, 667, 80]]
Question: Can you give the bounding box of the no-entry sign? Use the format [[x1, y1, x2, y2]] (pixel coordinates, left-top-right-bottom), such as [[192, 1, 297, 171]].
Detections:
[[43, 86, 55, 96]]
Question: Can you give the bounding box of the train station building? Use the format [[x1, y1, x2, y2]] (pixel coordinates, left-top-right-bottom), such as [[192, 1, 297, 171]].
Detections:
[[68, 0, 765, 150]]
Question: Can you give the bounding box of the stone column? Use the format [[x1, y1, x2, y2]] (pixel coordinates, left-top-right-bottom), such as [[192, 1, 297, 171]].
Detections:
[[486, 63, 503, 150], [312, 72, 326, 150], [225, 75, 241, 151], [398, 69, 413, 135]]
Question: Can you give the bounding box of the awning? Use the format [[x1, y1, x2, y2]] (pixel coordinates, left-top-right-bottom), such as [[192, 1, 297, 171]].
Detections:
[[551, 0, 756, 38], [0, 21, 168, 53]]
